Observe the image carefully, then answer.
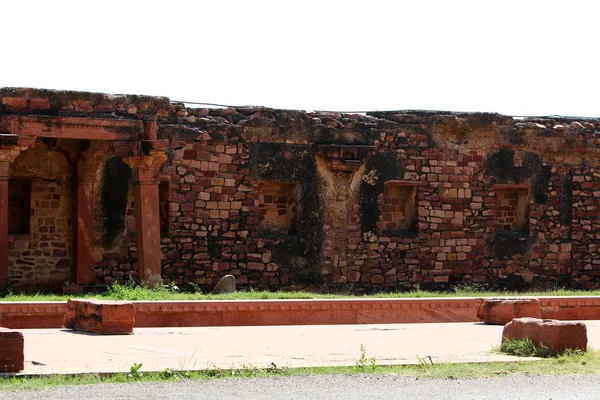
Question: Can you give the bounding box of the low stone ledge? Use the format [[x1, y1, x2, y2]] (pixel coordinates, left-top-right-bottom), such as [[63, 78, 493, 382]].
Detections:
[[2, 296, 600, 329], [133, 298, 480, 327], [540, 296, 600, 320], [0, 302, 67, 329], [502, 317, 587, 354], [477, 298, 541, 325], [0, 327, 24, 372], [66, 299, 135, 335]]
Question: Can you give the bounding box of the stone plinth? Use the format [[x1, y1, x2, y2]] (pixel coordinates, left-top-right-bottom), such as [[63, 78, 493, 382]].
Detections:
[[477, 298, 541, 325], [66, 299, 135, 335], [540, 297, 600, 320], [133, 298, 479, 327], [0, 302, 67, 329], [0, 327, 24, 372], [502, 317, 587, 354]]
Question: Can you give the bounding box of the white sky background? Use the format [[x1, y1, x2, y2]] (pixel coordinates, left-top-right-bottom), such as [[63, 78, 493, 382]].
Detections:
[[1, 0, 599, 117]]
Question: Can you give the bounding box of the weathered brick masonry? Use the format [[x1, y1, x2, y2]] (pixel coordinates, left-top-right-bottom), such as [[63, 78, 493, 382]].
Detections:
[[1, 87, 600, 292]]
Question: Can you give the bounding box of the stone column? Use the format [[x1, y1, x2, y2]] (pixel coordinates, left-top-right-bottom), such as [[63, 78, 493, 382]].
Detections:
[[75, 148, 102, 284], [128, 151, 167, 287], [75, 143, 110, 284], [0, 161, 10, 288]]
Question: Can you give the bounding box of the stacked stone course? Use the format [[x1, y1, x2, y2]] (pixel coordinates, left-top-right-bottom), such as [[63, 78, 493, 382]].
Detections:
[[2, 88, 600, 292]]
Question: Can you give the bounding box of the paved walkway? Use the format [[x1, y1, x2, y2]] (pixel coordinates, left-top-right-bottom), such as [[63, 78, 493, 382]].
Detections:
[[12, 321, 600, 374]]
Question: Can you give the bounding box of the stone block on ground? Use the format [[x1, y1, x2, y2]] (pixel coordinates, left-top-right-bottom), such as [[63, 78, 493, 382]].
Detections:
[[66, 299, 135, 335], [0, 327, 24, 372], [477, 298, 541, 325], [502, 317, 587, 354], [212, 274, 236, 294]]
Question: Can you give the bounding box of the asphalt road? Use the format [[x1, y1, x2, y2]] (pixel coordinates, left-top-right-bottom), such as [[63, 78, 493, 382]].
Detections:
[[4, 374, 599, 400]]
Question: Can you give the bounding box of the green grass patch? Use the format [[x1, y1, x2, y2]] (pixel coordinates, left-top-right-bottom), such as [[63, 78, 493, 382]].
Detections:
[[499, 338, 555, 358], [2, 282, 600, 302], [2, 349, 600, 391]]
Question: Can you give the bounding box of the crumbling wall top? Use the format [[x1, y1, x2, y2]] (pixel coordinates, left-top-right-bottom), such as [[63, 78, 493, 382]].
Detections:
[[2, 87, 600, 146], [0, 87, 171, 118]]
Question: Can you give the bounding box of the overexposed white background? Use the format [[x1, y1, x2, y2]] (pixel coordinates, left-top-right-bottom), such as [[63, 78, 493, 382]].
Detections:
[[2, 0, 598, 116]]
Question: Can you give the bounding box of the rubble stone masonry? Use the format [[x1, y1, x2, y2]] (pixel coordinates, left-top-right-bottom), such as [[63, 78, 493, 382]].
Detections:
[[2, 87, 600, 292]]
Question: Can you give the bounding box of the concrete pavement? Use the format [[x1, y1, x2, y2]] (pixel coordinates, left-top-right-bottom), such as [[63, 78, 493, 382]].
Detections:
[[11, 320, 600, 375]]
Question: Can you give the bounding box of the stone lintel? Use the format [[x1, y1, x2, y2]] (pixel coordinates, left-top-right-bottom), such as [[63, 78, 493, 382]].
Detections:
[[0, 115, 144, 141]]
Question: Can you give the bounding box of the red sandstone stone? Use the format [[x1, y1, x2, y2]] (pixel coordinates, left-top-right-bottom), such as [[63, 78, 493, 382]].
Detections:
[[73, 101, 94, 112], [4, 87, 600, 294], [0, 327, 24, 372], [540, 297, 600, 320], [502, 317, 587, 354], [133, 298, 479, 327], [1, 97, 27, 108], [66, 299, 135, 334], [28, 98, 51, 110], [477, 298, 541, 325]]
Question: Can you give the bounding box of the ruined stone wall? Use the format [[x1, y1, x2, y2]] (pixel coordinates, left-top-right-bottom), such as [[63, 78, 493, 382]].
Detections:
[[0, 88, 170, 290], [7, 143, 74, 289], [154, 106, 600, 292], [3, 87, 600, 292], [91, 184, 138, 285]]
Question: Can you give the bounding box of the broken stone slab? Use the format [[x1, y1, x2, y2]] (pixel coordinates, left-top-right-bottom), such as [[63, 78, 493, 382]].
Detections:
[[0, 327, 24, 372], [477, 298, 541, 325], [212, 274, 236, 294], [66, 299, 135, 335], [502, 317, 587, 354]]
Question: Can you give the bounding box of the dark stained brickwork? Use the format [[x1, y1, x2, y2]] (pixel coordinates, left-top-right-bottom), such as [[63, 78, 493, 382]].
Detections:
[[3, 88, 600, 292]]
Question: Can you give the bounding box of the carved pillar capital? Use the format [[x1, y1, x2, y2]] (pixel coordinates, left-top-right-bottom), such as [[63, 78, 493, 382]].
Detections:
[[77, 142, 109, 182], [127, 153, 168, 185], [0, 135, 36, 165]]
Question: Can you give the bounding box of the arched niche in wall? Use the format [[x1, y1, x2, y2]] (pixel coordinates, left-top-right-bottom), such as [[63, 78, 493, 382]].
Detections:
[[95, 155, 132, 248]]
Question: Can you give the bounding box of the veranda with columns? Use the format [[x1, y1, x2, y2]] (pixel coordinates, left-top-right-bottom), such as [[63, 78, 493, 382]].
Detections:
[[0, 115, 167, 289]]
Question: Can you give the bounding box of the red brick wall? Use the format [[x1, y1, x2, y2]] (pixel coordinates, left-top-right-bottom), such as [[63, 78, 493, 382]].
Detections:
[[3, 88, 600, 292], [6, 142, 75, 290], [8, 179, 73, 289]]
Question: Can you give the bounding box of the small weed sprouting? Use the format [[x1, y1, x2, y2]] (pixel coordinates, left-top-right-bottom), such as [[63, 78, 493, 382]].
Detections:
[[355, 344, 377, 370], [128, 363, 143, 380], [452, 281, 488, 294], [203, 363, 282, 379], [416, 355, 434, 367], [160, 368, 190, 380], [266, 362, 287, 374], [187, 282, 203, 294], [500, 338, 554, 358], [163, 281, 180, 294]]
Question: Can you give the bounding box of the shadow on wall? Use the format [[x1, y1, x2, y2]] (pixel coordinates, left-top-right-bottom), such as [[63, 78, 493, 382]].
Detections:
[[358, 152, 405, 235], [96, 156, 132, 248], [249, 143, 324, 285]]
